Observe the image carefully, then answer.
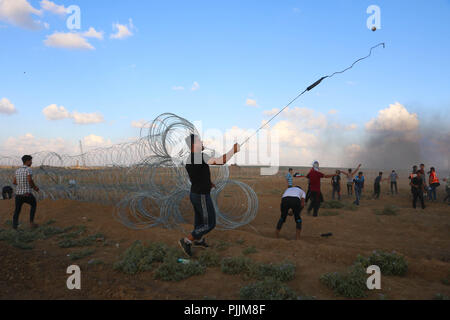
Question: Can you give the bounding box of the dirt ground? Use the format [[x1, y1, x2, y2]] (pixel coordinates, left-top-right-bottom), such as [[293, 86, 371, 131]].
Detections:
[[1, 168, 449, 300]]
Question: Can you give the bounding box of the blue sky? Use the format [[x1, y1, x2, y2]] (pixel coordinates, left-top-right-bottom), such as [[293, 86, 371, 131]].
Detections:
[[1, 0, 449, 166]]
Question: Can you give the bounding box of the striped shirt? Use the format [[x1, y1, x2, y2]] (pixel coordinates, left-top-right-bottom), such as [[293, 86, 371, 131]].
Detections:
[[15, 166, 33, 195]]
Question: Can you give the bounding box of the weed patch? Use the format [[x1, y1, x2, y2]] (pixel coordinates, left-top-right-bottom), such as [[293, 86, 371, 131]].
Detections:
[[221, 256, 295, 282], [240, 278, 297, 300], [356, 250, 408, 276], [320, 263, 368, 298], [154, 249, 205, 281], [114, 241, 167, 274]]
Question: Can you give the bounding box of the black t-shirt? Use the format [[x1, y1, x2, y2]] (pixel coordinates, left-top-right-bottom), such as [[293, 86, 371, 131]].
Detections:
[[185, 153, 212, 194], [411, 176, 423, 192], [332, 175, 341, 186], [374, 176, 382, 185]]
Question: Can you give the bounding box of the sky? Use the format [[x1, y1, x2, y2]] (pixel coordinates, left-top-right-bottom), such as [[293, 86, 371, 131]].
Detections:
[[1, 0, 449, 169]]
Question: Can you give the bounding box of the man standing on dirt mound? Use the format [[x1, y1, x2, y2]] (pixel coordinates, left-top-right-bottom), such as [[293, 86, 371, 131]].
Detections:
[[179, 134, 240, 257], [306, 161, 338, 217]]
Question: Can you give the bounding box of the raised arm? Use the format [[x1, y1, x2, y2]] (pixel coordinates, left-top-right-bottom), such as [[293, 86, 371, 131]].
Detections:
[[208, 143, 240, 166], [351, 164, 362, 176]]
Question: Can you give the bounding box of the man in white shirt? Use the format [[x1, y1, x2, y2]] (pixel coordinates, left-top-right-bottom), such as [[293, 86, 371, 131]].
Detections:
[[275, 186, 306, 240]]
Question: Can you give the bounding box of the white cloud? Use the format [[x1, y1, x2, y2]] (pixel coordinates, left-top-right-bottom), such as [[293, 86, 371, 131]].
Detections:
[[83, 27, 104, 40], [2, 133, 73, 155], [0, 133, 111, 156], [40, 0, 66, 16], [71, 111, 104, 125], [191, 81, 200, 91], [0, 98, 17, 115], [328, 109, 338, 115], [365, 102, 419, 132], [42, 104, 104, 124], [272, 120, 319, 148], [131, 119, 151, 129], [82, 134, 111, 148], [172, 86, 185, 91], [246, 98, 258, 107], [44, 31, 94, 50], [110, 18, 134, 39], [42, 104, 70, 120], [0, 0, 42, 30], [264, 107, 328, 130]]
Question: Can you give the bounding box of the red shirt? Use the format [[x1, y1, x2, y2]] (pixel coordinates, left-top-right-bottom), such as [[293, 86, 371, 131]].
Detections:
[[307, 169, 325, 192]]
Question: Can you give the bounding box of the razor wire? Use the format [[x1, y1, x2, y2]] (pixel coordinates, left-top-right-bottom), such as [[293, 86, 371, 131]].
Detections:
[[0, 113, 258, 230]]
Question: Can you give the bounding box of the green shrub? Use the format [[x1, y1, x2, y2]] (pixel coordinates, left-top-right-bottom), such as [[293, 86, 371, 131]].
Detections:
[[198, 250, 220, 267], [69, 248, 95, 261], [240, 278, 297, 300], [154, 250, 205, 281], [114, 241, 167, 274], [58, 233, 105, 248], [221, 256, 296, 282], [248, 262, 296, 282], [242, 246, 258, 255], [221, 256, 252, 275], [322, 201, 345, 209], [0, 221, 67, 250], [320, 264, 368, 298], [356, 250, 408, 276]]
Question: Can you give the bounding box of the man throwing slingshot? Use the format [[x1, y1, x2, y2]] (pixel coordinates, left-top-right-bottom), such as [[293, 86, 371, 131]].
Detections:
[[179, 134, 240, 257]]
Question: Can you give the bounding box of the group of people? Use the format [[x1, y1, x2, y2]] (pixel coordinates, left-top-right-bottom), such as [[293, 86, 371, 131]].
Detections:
[[409, 164, 446, 209], [4, 140, 450, 257], [277, 161, 449, 240]]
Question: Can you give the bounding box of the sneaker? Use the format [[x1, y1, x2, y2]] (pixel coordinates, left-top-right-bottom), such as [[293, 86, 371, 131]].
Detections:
[[178, 238, 192, 257], [193, 238, 209, 249]]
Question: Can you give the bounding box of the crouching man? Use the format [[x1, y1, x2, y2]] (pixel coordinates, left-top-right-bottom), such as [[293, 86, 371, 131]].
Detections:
[[275, 186, 306, 240]]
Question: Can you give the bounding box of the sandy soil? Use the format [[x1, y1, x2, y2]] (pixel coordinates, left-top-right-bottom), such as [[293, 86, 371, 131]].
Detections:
[[0, 168, 449, 300]]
